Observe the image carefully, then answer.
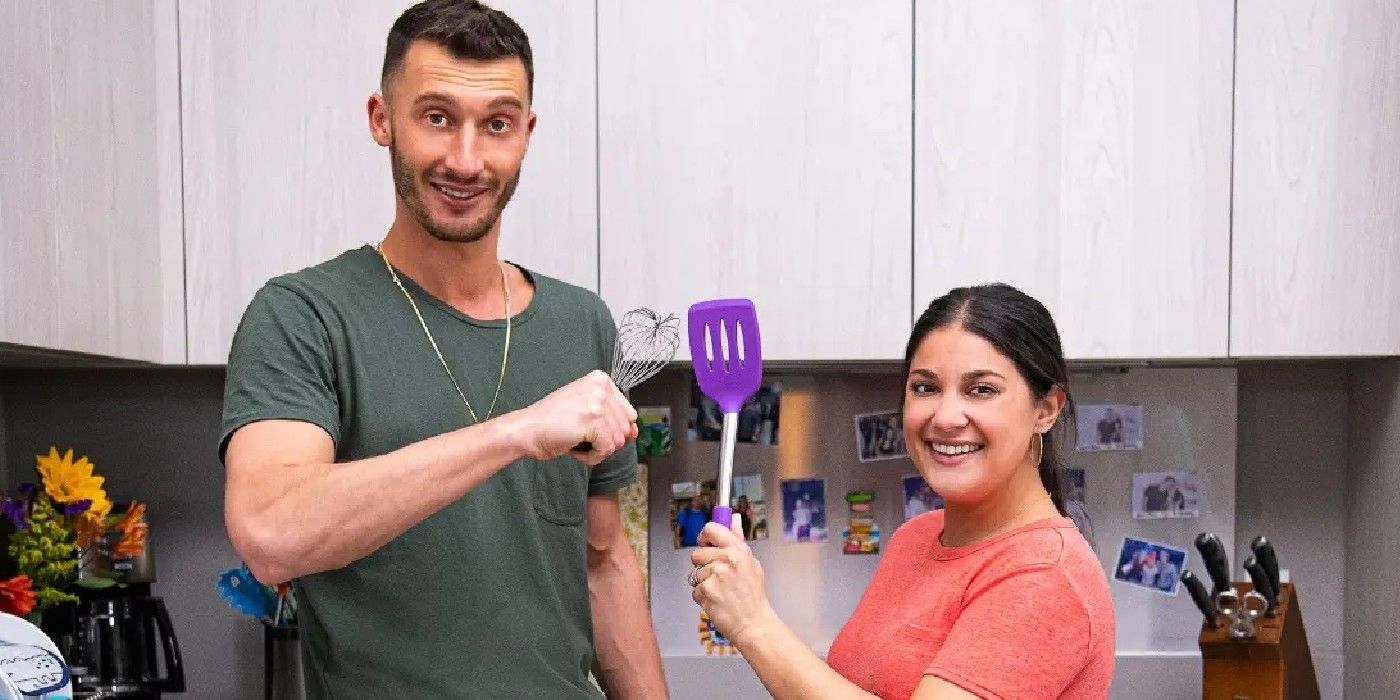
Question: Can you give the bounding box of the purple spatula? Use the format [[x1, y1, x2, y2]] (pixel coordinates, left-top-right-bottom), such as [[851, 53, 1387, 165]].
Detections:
[[687, 298, 763, 528]]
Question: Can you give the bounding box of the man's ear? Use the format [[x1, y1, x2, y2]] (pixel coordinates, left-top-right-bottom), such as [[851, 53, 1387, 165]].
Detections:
[[368, 92, 392, 147]]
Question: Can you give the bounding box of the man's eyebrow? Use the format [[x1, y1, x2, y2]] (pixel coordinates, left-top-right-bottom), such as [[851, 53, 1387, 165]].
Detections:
[[409, 92, 525, 113], [411, 90, 457, 107], [485, 95, 525, 111]]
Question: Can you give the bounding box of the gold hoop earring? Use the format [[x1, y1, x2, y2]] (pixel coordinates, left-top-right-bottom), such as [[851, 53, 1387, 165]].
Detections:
[[1031, 431, 1044, 466]]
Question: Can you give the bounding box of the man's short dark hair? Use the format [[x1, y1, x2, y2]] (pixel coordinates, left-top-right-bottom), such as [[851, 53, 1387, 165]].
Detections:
[[381, 0, 534, 101]]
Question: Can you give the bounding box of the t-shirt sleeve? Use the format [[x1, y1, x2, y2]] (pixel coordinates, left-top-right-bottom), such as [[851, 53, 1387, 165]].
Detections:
[[586, 296, 639, 495], [219, 282, 341, 462], [926, 567, 1095, 700]]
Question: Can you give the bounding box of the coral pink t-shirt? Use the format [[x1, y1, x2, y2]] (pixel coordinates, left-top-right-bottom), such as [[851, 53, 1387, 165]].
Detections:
[[827, 510, 1115, 699]]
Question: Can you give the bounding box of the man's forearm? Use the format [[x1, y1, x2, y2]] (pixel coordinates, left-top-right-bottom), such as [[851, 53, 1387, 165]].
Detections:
[[227, 414, 526, 583], [588, 536, 667, 699]]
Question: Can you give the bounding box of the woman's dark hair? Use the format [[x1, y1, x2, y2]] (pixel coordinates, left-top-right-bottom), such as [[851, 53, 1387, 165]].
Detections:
[[382, 0, 534, 101], [903, 283, 1075, 517]]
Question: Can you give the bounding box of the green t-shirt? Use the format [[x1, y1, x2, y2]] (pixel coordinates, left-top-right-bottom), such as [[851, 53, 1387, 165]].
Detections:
[[220, 245, 637, 699]]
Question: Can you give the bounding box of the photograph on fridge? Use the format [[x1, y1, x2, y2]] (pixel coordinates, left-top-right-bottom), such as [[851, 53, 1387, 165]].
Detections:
[[1113, 536, 1187, 596], [902, 474, 944, 523], [1075, 403, 1145, 451], [669, 481, 707, 549], [780, 478, 827, 543], [686, 378, 782, 445], [853, 410, 908, 462], [671, 476, 769, 548], [730, 473, 769, 542], [636, 406, 672, 457], [1131, 470, 1201, 519]]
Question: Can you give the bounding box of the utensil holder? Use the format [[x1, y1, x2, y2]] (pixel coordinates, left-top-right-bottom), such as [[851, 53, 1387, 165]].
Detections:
[[1199, 582, 1319, 700], [264, 624, 304, 700]]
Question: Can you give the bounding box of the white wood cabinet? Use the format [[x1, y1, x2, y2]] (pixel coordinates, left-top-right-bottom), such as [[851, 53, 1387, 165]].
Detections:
[[0, 0, 185, 363], [913, 1, 1234, 360], [1230, 0, 1400, 357], [178, 0, 598, 364], [5, 2, 1392, 366], [596, 1, 913, 362]]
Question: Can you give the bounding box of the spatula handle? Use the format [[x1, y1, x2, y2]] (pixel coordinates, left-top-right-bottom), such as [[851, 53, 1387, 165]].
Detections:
[[713, 412, 738, 526]]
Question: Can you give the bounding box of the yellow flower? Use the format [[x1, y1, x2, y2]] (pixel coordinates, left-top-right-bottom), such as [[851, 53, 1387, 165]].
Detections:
[[35, 447, 111, 521]]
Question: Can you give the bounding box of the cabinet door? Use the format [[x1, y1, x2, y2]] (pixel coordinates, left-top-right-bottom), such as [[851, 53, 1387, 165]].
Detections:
[[1231, 0, 1400, 357], [179, 0, 597, 364], [0, 0, 185, 363], [597, 1, 913, 361], [914, 1, 1233, 360]]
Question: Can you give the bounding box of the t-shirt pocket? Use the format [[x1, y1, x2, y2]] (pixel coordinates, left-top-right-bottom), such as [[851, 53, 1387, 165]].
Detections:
[[531, 456, 589, 526]]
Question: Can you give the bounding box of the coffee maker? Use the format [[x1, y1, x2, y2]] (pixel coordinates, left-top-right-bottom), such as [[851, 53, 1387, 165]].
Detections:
[[42, 531, 185, 699]]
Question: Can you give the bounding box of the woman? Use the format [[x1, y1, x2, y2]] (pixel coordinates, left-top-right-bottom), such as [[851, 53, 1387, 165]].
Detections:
[[735, 495, 756, 540], [688, 284, 1115, 699]]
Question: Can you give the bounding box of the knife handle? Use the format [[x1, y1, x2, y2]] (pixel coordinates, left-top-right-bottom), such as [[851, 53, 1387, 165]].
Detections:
[[1181, 570, 1218, 629], [1250, 536, 1281, 596], [1194, 532, 1231, 595], [1243, 555, 1278, 616]]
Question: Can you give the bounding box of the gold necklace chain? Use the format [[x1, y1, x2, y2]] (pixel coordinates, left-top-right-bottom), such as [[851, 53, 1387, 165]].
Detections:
[[376, 243, 511, 424]]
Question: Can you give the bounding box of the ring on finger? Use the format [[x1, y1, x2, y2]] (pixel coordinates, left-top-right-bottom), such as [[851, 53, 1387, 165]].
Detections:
[[687, 565, 701, 588]]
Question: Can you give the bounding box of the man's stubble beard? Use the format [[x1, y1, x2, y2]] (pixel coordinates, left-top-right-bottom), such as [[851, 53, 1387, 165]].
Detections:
[[389, 138, 521, 244]]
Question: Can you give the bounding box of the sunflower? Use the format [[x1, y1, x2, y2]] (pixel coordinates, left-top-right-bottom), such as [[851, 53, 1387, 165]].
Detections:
[[35, 446, 111, 521]]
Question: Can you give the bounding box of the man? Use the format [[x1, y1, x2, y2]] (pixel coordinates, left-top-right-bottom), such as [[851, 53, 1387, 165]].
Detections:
[[219, 2, 667, 697], [1141, 479, 1166, 512], [1159, 475, 1187, 512], [675, 494, 708, 548], [1155, 549, 1180, 593], [1096, 407, 1122, 445]]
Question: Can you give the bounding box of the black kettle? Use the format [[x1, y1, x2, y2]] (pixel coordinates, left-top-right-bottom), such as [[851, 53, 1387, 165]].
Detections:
[[73, 596, 185, 697]]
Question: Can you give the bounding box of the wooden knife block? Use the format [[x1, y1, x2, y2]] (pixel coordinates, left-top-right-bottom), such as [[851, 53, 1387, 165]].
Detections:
[[1199, 582, 1319, 700]]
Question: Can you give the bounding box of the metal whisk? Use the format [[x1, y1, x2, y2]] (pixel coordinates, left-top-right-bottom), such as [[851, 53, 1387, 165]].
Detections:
[[573, 309, 679, 453], [610, 308, 681, 394]]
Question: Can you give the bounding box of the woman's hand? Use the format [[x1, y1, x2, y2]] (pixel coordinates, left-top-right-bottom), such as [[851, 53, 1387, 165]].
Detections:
[[690, 517, 777, 649]]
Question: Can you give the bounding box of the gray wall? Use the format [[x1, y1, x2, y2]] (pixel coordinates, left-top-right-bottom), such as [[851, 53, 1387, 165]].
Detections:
[[1236, 363, 1349, 699], [1345, 359, 1400, 700], [0, 361, 1386, 699], [0, 368, 259, 700], [1071, 367, 1237, 656]]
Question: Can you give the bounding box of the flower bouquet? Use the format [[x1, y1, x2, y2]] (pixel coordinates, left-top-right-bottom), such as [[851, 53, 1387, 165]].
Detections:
[[0, 446, 149, 618]]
